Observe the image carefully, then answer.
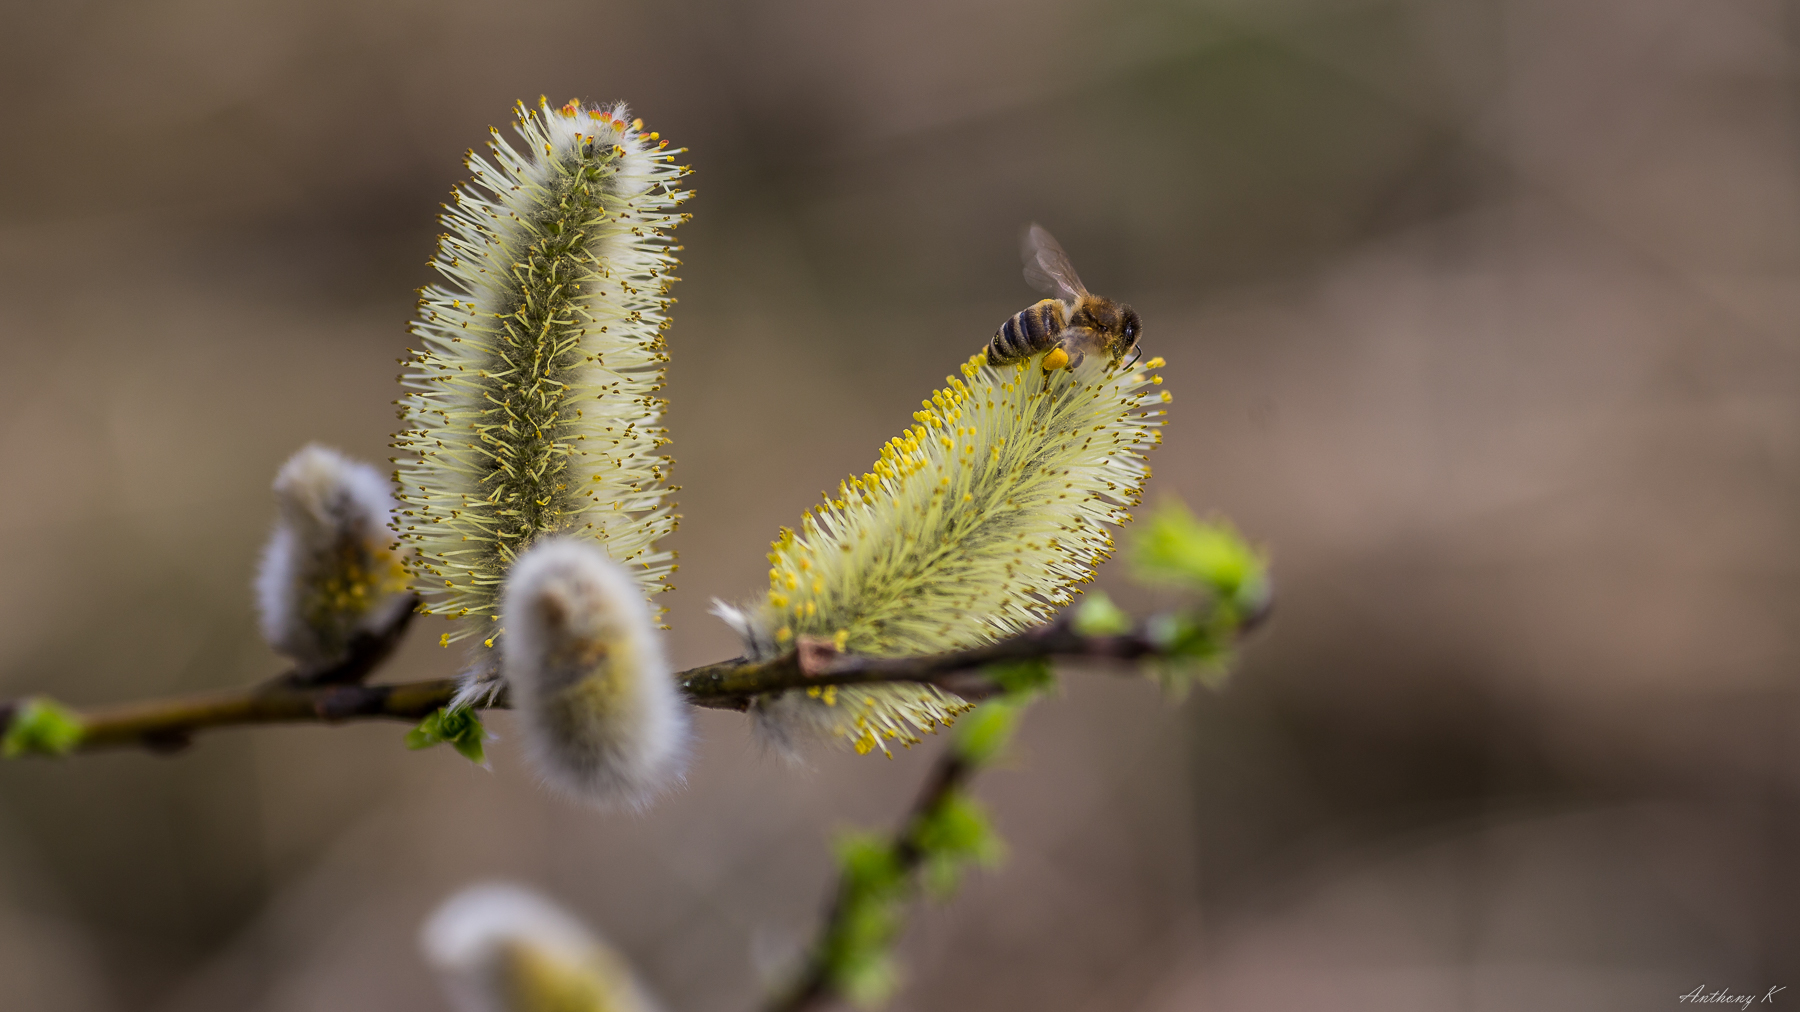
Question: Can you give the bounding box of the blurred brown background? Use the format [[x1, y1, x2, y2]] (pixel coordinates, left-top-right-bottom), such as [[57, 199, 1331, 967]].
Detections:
[[0, 0, 1796, 1009]]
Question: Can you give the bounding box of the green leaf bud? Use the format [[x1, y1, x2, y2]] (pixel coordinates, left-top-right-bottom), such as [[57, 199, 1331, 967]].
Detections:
[[1, 697, 83, 758], [1131, 500, 1268, 614], [1072, 590, 1133, 636], [407, 706, 489, 766]]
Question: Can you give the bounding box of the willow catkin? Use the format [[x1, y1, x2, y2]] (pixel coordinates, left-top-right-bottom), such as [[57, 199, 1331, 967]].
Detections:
[[391, 98, 689, 697], [717, 350, 1169, 755], [501, 538, 687, 807], [422, 882, 662, 1012], [255, 444, 409, 673]]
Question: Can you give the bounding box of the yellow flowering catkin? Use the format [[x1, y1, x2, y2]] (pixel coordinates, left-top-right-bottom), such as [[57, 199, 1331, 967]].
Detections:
[[391, 98, 690, 661], [722, 350, 1170, 755]]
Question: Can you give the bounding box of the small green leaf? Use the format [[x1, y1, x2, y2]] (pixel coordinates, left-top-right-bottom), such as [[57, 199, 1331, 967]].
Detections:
[[406, 706, 487, 765], [1144, 612, 1234, 697], [1130, 500, 1268, 613], [2, 697, 84, 758], [834, 833, 906, 897], [954, 699, 1023, 767], [825, 833, 908, 1006], [1144, 613, 1219, 660], [836, 947, 899, 1010], [986, 658, 1054, 698], [1072, 591, 1133, 636], [912, 792, 1004, 896]]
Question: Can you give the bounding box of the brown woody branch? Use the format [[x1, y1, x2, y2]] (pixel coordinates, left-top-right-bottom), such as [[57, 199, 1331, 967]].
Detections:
[[1, 598, 1266, 755]]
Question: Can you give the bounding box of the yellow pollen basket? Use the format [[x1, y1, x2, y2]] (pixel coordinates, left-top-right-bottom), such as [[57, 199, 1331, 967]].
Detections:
[[1041, 347, 1071, 372]]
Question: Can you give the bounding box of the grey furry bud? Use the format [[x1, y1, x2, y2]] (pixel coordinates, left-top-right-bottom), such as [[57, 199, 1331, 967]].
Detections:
[[421, 882, 661, 1012], [255, 444, 409, 674], [501, 539, 688, 808]]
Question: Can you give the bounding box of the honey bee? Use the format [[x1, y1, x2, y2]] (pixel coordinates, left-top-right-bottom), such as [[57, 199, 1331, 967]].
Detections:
[[987, 224, 1142, 372]]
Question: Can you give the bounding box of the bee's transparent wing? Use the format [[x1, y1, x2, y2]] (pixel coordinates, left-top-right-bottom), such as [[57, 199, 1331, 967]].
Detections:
[[1021, 224, 1089, 303]]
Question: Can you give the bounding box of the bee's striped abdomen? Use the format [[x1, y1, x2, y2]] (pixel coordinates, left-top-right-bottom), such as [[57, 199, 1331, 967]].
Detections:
[[988, 299, 1066, 365]]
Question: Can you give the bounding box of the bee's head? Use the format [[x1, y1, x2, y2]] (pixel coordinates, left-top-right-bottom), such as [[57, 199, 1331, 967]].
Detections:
[[1119, 305, 1143, 358]]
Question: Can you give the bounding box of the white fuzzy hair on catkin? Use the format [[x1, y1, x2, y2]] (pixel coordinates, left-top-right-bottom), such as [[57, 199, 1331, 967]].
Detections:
[[501, 539, 688, 808], [255, 444, 409, 673], [422, 882, 661, 1012]]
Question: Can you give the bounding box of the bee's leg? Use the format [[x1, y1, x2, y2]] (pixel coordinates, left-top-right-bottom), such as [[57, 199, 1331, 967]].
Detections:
[[1041, 347, 1071, 372]]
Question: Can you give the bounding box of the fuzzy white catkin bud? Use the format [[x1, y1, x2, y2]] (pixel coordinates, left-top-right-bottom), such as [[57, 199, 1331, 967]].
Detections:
[[501, 539, 688, 808], [255, 444, 409, 673], [422, 883, 662, 1012]]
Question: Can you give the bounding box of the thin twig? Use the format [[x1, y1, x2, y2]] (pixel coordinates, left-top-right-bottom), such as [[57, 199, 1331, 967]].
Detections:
[[755, 599, 1272, 1012], [75, 678, 467, 753], [1, 599, 1269, 755], [763, 748, 974, 1012]]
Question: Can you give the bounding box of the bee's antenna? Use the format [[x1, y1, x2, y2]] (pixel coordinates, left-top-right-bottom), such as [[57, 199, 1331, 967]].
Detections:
[[1124, 345, 1144, 370]]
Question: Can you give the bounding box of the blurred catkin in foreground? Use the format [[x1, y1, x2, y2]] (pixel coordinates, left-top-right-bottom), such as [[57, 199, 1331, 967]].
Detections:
[[422, 883, 662, 1012], [500, 538, 688, 808]]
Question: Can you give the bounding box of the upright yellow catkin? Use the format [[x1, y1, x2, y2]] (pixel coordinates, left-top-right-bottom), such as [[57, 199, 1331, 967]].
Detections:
[[391, 98, 690, 684]]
